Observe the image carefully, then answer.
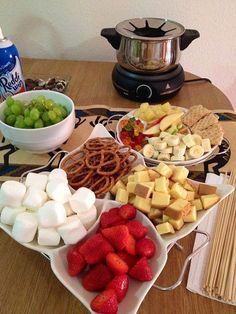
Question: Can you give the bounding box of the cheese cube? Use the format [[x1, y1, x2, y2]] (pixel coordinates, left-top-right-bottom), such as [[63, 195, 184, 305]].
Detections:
[[191, 198, 203, 211], [148, 169, 160, 181], [110, 180, 126, 195], [38, 227, 61, 246], [200, 194, 220, 209], [169, 218, 184, 230], [0, 181, 26, 208], [155, 162, 173, 178], [134, 183, 153, 198], [128, 175, 135, 182], [170, 183, 188, 199], [164, 199, 191, 220], [132, 164, 147, 172], [156, 222, 175, 235], [134, 171, 150, 182], [25, 173, 48, 190], [115, 188, 129, 204], [148, 207, 163, 219], [152, 191, 170, 209], [162, 214, 170, 222], [57, 215, 87, 245], [186, 191, 195, 201], [155, 176, 169, 194], [183, 180, 195, 191], [128, 194, 135, 205], [133, 196, 151, 213], [1, 206, 25, 225], [183, 206, 197, 222], [126, 182, 136, 194], [171, 166, 189, 184], [12, 212, 38, 243]]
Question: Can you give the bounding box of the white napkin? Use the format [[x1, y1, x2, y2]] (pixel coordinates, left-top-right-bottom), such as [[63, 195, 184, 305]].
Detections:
[[186, 173, 236, 306]]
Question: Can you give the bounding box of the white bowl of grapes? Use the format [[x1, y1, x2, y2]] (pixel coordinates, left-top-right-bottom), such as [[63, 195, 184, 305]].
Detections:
[[0, 90, 75, 153]]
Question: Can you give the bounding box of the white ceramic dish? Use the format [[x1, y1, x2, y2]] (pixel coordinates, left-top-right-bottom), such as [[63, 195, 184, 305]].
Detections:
[[0, 90, 75, 153], [116, 109, 218, 166], [50, 180, 233, 314]]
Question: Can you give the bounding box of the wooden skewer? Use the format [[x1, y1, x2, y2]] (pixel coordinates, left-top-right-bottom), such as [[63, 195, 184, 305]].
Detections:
[[203, 169, 236, 303]]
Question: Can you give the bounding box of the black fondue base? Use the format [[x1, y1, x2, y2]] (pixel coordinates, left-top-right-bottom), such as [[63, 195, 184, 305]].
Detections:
[[112, 64, 185, 102]]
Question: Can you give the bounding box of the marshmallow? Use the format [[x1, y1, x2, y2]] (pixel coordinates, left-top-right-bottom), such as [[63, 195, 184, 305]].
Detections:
[[12, 212, 38, 243], [69, 187, 96, 213], [25, 173, 48, 191], [23, 187, 48, 211], [77, 205, 97, 230], [1, 206, 26, 225], [38, 227, 61, 246], [64, 201, 74, 216], [48, 169, 68, 183], [37, 200, 67, 227], [46, 180, 72, 204], [0, 181, 26, 208], [57, 215, 87, 244]]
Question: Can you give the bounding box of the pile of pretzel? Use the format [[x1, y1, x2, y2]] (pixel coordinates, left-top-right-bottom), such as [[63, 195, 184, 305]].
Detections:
[[60, 137, 137, 198]]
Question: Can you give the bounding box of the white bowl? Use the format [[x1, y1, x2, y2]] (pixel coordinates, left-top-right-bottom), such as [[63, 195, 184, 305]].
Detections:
[[0, 90, 75, 153]]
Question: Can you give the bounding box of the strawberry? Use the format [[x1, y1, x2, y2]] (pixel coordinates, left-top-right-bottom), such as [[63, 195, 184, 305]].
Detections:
[[100, 207, 126, 229], [106, 252, 129, 275], [82, 264, 113, 292], [101, 225, 129, 251], [90, 289, 118, 314], [106, 274, 129, 303], [129, 257, 153, 281], [126, 220, 148, 239], [118, 204, 136, 220], [116, 251, 138, 268], [79, 233, 114, 264], [67, 247, 86, 276], [124, 233, 136, 256], [135, 238, 156, 259]]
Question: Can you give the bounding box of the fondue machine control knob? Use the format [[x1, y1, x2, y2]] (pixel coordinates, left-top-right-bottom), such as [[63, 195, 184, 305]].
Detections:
[[136, 84, 153, 99]]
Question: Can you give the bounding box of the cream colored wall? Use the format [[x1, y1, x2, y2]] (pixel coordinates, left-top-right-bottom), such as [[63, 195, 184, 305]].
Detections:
[[1, 0, 236, 107]]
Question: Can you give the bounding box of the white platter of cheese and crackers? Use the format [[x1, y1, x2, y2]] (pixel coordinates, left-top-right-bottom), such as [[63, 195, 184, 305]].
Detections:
[[116, 103, 224, 166]]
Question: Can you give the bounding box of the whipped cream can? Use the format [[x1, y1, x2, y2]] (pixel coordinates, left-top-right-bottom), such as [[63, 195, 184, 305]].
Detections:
[[0, 27, 25, 99]]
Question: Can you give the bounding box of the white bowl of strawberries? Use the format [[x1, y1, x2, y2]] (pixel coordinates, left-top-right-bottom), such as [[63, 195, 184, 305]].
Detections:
[[50, 200, 167, 314]]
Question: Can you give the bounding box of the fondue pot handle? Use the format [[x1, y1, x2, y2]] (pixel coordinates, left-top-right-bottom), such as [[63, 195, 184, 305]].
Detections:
[[180, 29, 200, 50], [101, 28, 121, 50]]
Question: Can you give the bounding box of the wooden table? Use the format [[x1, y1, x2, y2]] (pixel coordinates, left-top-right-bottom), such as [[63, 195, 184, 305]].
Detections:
[[0, 58, 234, 314]]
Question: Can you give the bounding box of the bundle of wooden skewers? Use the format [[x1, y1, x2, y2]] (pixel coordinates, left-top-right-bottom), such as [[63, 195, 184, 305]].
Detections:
[[203, 169, 236, 303]]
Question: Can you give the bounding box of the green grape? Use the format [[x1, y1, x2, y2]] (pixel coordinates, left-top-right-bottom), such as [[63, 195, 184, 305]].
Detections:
[[11, 102, 23, 116], [6, 96, 14, 107], [42, 112, 50, 123], [36, 103, 45, 113], [34, 119, 44, 128], [45, 99, 54, 109], [48, 110, 57, 121], [53, 116, 63, 124], [24, 116, 34, 127], [30, 108, 40, 121], [24, 108, 30, 117], [36, 95, 46, 105], [16, 115, 24, 121], [14, 119, 26, 128], [58, 105, 68, 118], [53, 106, 63, 117], [4, 106, 12, 116], [5, 114, 16, 126]]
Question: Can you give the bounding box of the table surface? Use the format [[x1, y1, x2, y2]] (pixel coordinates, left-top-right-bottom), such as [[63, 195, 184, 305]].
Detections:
[[0, 58, 235, 314]]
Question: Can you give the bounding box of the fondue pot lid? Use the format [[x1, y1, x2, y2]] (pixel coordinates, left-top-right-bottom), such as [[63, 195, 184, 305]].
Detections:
[[116, 18, 185, 40]]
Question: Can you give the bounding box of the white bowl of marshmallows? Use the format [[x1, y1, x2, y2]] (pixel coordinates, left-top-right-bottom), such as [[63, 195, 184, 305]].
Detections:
[[0, 168, 98, 248]]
